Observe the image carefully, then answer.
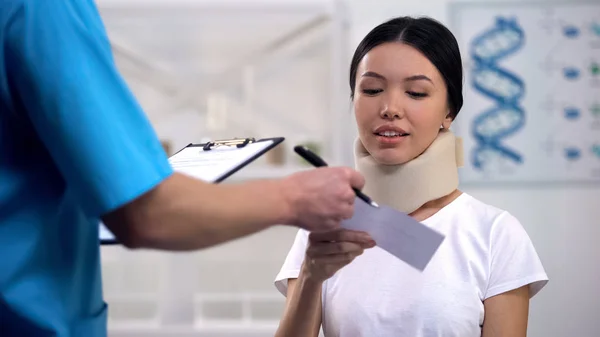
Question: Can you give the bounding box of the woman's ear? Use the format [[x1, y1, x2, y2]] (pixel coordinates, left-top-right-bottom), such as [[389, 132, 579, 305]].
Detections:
[[442, 112, 453, 129]]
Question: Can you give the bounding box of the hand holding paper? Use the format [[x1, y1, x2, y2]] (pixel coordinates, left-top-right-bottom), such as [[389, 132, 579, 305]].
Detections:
[[341, 199, 445, 271], [303, 229, 376, 283]]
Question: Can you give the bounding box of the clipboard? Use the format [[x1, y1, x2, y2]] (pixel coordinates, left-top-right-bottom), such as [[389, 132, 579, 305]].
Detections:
[[100, 137, 285, 245]]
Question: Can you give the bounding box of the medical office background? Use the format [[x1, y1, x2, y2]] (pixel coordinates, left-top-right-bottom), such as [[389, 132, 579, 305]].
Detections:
[[96, 0, 600, 336]]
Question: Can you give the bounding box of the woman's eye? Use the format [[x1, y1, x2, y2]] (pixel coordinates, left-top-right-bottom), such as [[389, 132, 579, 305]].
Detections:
[[362, 88, 383, 95], [407, 91, 428, 98]]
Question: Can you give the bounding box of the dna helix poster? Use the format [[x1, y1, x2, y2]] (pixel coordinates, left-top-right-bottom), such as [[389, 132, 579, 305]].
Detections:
[[449, 2, 600, 184]]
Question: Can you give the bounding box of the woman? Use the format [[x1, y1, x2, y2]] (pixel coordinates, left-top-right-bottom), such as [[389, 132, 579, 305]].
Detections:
[[273, 16, 548, 337]]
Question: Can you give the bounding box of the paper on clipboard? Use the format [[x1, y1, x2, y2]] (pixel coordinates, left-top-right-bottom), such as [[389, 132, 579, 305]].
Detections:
[[100, 138, 280, 244], [168, 140, 275, 182]]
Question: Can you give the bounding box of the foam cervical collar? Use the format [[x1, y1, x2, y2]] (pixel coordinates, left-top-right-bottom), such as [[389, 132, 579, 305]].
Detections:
[[354, 129, 464, 214]]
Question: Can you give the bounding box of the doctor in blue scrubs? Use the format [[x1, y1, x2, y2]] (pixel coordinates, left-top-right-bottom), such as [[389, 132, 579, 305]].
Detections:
[[0, 1, 367, 336]]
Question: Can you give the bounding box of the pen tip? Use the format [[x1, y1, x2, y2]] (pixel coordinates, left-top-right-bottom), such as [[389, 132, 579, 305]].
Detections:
[[372, 201, 379, 208]]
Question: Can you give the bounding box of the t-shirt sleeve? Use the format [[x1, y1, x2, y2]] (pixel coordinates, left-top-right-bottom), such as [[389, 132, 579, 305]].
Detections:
[[274, 229, 310, 297], [4, 1, 173, 217], [484, 211, 549, 300]]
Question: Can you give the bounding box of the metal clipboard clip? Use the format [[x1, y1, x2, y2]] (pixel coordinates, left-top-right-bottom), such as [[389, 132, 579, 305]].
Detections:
[[202, 137, 256, 151]]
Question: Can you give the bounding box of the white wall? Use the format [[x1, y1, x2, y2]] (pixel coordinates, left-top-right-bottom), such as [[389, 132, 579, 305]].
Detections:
[[101, 1, 600, 336]]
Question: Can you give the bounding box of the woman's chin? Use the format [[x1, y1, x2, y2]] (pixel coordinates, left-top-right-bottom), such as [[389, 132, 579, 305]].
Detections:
[[372, 151, 411, 166]]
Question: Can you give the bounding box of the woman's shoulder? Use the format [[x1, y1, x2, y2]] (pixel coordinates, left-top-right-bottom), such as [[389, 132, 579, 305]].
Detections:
[[435, 192, 525, 235], [454, 193, 507, 217], [453, 194, 540, 254]]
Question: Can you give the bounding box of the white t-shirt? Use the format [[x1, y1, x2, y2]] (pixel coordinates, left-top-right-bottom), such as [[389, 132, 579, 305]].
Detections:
[[274, 193, 548, 337]]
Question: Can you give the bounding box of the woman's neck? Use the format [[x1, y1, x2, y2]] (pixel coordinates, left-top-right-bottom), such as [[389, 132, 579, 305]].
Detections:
[[354, 129, 464, 215], [409, 189, 462, 222]]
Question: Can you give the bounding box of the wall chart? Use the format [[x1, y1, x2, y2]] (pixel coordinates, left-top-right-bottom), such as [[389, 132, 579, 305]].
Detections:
[[449, 2, 600, 183]]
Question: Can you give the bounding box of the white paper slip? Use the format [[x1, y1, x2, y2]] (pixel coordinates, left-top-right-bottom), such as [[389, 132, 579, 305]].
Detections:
[[168, 140, 275, 182], [341, 199, 445, 271]]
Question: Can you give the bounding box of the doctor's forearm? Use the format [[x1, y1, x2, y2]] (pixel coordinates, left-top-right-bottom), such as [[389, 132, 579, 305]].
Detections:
[[103, 173, 294, 250]]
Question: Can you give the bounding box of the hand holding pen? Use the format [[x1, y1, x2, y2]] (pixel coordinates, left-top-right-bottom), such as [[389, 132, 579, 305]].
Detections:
[[294, 145, 379, 208]]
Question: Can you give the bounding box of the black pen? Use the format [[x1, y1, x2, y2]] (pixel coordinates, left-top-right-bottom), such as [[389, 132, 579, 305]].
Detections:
[[293, 145, 379, 208]]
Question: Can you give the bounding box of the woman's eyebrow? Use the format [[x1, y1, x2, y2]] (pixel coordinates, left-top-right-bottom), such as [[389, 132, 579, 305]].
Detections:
[[361, 71, 386, 80], [361, 72, 434, 86], [404, 74, 433, 84]]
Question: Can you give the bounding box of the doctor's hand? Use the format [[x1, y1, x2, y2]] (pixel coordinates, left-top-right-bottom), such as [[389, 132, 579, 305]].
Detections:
[[282, 167, 365, 232], [300, 228, 376, 283]]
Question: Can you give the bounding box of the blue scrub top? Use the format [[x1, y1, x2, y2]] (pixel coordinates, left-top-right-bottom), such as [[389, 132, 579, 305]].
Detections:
[[0, 0, 173, 336]]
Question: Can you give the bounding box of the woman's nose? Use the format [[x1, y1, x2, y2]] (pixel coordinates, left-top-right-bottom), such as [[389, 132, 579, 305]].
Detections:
[[380, 109, 400, 120], [379, 95, 404, 120]]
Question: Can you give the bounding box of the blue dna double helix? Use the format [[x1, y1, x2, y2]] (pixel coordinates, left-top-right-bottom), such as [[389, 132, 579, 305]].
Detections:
[[469, 17, 526, 170]]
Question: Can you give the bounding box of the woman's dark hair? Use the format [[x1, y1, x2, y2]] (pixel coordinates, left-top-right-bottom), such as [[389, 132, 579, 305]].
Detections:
[[349, 16, 463, 119]]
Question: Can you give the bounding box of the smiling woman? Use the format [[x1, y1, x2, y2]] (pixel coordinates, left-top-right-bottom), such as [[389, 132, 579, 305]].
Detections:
[[273, 16, 548, 337], [349, 17, 462, 166]]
